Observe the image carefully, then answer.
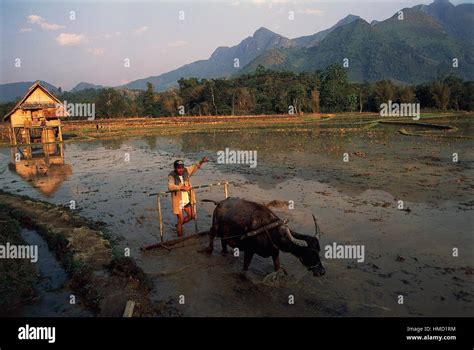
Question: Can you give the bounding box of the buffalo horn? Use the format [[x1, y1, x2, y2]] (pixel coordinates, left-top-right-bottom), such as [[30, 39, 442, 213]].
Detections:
[[286, 228, 308, 247]]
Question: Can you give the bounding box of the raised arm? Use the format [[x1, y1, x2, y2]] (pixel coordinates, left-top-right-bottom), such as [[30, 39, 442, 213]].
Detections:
[[187, 156, 209, 177]]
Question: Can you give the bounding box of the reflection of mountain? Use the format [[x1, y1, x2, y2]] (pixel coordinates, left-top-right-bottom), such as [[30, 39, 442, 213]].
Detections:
[[9, 145, 72, 197]]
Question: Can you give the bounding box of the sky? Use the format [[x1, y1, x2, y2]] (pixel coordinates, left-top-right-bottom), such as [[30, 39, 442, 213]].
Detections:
[[0, 0, 471, 90]]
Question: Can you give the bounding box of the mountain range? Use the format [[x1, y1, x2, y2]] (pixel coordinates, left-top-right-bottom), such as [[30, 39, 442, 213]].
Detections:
[[0, 0, 472, 102]]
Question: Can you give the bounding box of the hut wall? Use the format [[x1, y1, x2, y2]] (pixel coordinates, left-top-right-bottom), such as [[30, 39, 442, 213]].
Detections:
[[25, 89, 56, 104], [10, 110, 31, 126]]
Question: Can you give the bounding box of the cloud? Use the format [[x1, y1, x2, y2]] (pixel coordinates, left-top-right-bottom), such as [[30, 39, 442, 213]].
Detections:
[[56, 33, 86, 46], [19, 28, 32, 33], [27, 15, 64, 31], [104, 31, 121, 39], [297, 8, 324, 16], [168, 40, 189, 48], [86, 48, 105, 56], [134, 26, 148, 35]]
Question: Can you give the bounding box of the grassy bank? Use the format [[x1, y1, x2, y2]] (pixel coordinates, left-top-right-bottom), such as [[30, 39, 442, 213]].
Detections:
[[0, 208, 37, 315]]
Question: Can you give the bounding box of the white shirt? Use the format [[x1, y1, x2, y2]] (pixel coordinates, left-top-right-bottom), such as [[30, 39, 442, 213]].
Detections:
[[179, 175, 190, 206]]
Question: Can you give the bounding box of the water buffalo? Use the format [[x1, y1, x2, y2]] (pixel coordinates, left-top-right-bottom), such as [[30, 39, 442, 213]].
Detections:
[[201, 197, 325, 276]]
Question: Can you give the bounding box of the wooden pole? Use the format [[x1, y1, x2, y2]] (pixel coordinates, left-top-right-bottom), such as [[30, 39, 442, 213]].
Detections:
[[148, 181, 234, 197], [141, 231, 208, 251], [10, 127, 17, 145], [123, 300, 135, 317], [58, 125, 63, 142], [224, 182, 229, 198], [25, 127, 31, 147], [59, 143, 64, 159], [193, 200, 198, 233], [157, 195, 164, 242]]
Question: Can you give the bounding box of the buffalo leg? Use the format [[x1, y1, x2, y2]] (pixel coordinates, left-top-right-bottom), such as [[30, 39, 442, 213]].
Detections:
[[243, 251, 254, 271], [198, 230, 214, 254], [221, 239, 229, 256], [272, 252, 281, 271]]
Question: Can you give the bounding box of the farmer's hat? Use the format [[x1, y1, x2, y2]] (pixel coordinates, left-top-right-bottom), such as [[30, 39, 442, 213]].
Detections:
[[173, 160, 185, 169]]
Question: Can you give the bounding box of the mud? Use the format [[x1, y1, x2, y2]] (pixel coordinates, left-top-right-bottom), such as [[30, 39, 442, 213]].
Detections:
[[0, 113, 472, 317]]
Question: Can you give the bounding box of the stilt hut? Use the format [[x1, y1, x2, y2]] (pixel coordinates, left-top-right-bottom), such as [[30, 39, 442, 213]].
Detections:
[[3, 81, 67, 155]]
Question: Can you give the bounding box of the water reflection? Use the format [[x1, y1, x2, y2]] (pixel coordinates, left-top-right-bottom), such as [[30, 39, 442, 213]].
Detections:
[[8, 143, 72, 197]]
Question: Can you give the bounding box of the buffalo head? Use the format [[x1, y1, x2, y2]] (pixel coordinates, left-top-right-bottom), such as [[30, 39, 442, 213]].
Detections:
[[280, 215, 325, 277]]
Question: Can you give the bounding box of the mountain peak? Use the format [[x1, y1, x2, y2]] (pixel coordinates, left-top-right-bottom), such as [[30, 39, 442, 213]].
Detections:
[[253, 27, 277, 38], [335, 14, 362, 27], [71, 81, 103, 92]]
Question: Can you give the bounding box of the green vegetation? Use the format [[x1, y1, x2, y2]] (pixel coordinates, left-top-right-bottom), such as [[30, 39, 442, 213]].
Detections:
[[1, 66, 472, 119]]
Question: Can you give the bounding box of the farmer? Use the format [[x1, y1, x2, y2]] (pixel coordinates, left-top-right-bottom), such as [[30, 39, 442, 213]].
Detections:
[[168, 157, 209, 237]]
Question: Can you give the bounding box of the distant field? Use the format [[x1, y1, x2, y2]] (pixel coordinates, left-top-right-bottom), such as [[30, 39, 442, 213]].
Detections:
[[0, 112, 471, 147]]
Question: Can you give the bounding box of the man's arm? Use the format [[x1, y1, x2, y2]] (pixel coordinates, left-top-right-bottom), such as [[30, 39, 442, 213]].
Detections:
[[168, 175, 183, 192], [187, 156, 209, 177]]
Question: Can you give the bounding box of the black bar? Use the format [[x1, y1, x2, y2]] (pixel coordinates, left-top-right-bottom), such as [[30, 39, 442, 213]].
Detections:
[[0, 317, 471, 349]]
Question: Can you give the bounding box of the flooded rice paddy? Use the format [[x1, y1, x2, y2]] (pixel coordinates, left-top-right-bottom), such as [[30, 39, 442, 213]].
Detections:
[[1, 115, 472, 316]]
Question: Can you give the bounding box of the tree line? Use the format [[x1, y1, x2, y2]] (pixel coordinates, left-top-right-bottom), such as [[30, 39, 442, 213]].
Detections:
[[1, 65, 472, 119]]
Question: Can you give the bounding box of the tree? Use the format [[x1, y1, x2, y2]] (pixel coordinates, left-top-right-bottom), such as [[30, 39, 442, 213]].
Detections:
[[396, 86, 415, 103], [347, 94, 358, 112], [415, 83, 433, 109], [373, 80, 396, 110], [320, 64, 349, 112], [140, 82, 156, 116], [96, 88, 128, 118], [431, 81, 450, 110], [288, 84, 307, 114], [460, 81, 474, 111], [309, 89, 320, 113], [443, 75, 463, 111]]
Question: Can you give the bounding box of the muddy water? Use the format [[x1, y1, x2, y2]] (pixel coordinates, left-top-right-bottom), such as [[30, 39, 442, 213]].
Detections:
[[16, 228, 91, 317], [0, 115, 472, 316]]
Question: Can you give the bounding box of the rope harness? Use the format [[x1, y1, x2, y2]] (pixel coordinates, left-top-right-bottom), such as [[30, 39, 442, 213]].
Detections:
[[220, 219, 289, 242], [218, 218, 323, 270]]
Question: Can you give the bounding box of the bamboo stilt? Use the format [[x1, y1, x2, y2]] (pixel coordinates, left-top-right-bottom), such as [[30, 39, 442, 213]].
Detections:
[[58, 125, 63, 142], [157, 195, 164, 242], [193, 202, 198, 233], [10, 127, 17, 145], [224, 182, 229, 198]]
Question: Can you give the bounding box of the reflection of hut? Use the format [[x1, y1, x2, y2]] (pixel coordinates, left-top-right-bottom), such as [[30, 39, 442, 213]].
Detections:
[[3, 81, 67, 155], [9, 145, 72, 197]]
